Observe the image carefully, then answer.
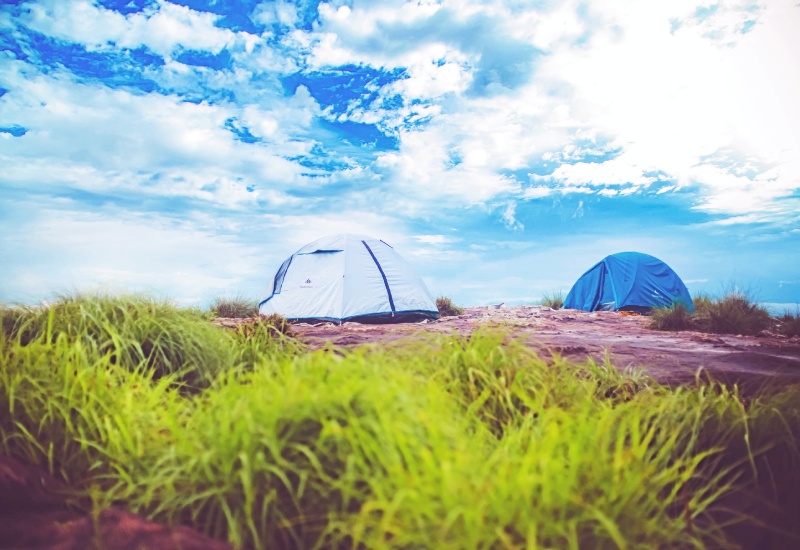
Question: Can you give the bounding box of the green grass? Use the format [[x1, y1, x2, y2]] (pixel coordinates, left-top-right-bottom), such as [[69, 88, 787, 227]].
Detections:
[[540, 291, 565, 310], [2, 295, 800, 548], [211, 295, 259, 318], [1, 293, 233, 388], [436, 296, 465, 317]]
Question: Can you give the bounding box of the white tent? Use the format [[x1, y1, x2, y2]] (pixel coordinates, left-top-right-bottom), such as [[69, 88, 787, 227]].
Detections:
[[259, 234, 439, 323]]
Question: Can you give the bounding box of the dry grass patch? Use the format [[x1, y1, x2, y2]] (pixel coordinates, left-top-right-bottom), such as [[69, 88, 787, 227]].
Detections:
[[436, 296, 465, 317]]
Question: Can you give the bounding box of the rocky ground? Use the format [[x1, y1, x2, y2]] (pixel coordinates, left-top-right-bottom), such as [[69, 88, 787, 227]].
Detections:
[[284, 305, 800, 389]]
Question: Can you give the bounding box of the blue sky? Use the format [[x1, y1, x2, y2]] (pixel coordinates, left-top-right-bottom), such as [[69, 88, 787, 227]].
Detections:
[[1, 0, 799, 308]]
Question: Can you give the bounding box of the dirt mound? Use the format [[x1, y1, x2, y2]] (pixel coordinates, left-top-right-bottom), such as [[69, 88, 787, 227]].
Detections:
[[0, 455, 232, 550]]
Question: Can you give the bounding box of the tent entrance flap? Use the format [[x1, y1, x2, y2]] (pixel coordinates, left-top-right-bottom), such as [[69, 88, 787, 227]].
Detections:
[[259, 256, 293, 307]]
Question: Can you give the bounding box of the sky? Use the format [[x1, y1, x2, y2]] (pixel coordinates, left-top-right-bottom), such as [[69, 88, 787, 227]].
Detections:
[[1, 0, 799, 309]]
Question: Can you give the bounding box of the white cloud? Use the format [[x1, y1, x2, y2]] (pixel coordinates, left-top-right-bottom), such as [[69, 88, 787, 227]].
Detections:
[[23, 0, 253, 59], [539, 155, 658, 188], [0, 61, 322, 206], [671, 1, 765, 44], [413, 234, 456, 245], [513, 0, 800, 217], [10, 0, 799, 222], [521, 186, 553, 199], [1, 208, 264, 303], [501, 201, 524, 231], [253, 1, 299, 28], [3, 0, 800, 308]]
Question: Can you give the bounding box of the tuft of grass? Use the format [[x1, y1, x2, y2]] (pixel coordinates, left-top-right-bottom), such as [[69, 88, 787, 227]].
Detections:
[[699, 292, 771, 335], [436, 296, 465, 317], [693, 292, 714, 315], [211, 295, 258, 318], [230, 313, 303, 369], [778, 311, 800, 338], [540, 291, 564, 310], [652, 290, 773, 336], [1, 293, 235, 388], [239, 314, 294, 338], [650, 302, 694, 331]]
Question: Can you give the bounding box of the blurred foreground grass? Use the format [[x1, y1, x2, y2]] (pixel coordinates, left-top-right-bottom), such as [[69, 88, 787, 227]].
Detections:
[[2, 295, 800, 549]]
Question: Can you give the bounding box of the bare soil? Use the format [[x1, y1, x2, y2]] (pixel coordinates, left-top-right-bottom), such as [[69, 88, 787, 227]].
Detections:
[[0, 455, 233, 550]]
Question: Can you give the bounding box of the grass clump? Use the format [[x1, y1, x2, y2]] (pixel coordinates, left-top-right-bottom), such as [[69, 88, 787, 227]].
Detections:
[[650, 302, 693, 331], [436, 296, 465, 317], [236, 313, 294, 338], [778, 311, 800, 337], [693, 292, 714, 315], [211, 295, 258, 318], [540, 290, 564, 309], [700, 292, 771, 335], [1, 293, 235, 388], [231, 314, 303, 368], [652, 290, 773, 336]]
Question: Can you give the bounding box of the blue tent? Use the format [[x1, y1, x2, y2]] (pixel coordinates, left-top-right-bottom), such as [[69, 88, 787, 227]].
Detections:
[[259, 234, 439, 324], [564, 252, 694, 313]]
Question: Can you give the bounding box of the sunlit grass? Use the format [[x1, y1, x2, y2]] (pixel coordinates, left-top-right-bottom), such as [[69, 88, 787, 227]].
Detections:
[[1, 292, 233, 388], [2, 295, 800, 548]]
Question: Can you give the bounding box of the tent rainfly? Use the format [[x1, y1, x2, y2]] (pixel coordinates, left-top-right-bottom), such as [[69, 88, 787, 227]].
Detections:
[[563, 251, 694, 313], [259, 234, 439, 324]]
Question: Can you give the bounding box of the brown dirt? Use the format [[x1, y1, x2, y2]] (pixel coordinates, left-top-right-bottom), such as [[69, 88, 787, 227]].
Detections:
[[0, 455, 233, 550], [284, 306, 800, 390]]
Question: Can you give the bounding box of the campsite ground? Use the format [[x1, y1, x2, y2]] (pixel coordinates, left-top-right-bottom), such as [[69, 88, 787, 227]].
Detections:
[[241, 305, 800, 390]]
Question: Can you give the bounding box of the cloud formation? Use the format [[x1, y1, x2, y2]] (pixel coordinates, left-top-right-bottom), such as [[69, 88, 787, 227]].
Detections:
[[1, 0, 798, 306]]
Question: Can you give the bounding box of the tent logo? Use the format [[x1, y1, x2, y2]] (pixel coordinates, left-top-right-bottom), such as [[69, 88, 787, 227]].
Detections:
[[301, 278, 313, 289], [306, 279, 311, 283]]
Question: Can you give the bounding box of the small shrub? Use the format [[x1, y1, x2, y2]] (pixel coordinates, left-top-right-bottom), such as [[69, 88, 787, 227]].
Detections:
[[650, 302, 693, 331], [436, 296, 465, 317], [237, 314, 294, 339], [693, 293, 714, 315], [649, 289, 774, 336], [540, 291, 564, 310], [699, 292, 771, 335], [778, 311, 800, 337], [211, 295, 258, 318]]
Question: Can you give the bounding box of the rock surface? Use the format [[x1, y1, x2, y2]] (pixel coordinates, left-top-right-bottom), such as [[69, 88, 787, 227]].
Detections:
[[287, 306, 800, 389]]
